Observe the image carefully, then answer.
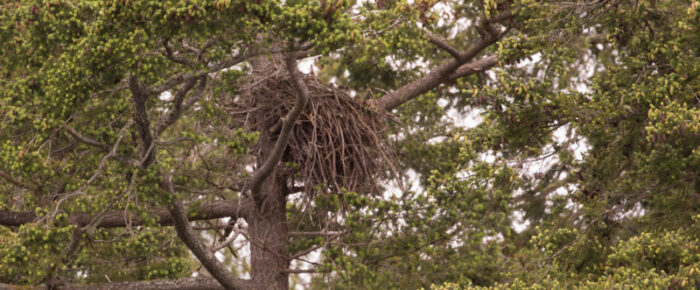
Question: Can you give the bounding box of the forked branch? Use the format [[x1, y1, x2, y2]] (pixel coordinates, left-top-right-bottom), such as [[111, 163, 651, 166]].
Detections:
[[166, 176, 250, 290], [376, 10, 513, 110]]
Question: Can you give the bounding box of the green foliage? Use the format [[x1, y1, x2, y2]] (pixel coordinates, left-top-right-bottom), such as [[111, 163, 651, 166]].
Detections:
[[0, 222, 75, 284], [429, 220, 700, 289], [1, 0, 699, 288]]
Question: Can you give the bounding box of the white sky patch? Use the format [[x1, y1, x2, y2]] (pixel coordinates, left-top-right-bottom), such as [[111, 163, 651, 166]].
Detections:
[[478, 150, 498, 164], [574, 52, 598, 94], [616, 202, 647, 220], [428, 136, 447, 144], [215, 251, 225, 262], [552, 125, 591, 162], [386, 55, 430, 73], [516, 52, 542, 73], [298, 57, 319, 74], [482, 233, 505, 243], [445, 107, 484, 129], [431, 1, 473, 37], [511, 209, 531, 233], [433, 2, 453, 28], [159, 90, 173, 101], [383, 169, 424, 199]]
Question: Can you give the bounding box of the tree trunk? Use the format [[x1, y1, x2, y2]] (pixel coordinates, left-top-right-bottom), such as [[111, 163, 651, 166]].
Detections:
[[248, 129, 289, 289], [248, 175, 289, 289], [246, 39, 290, 289]]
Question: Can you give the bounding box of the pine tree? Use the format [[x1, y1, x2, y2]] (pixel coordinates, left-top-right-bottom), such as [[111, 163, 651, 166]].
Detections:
[[0, 1, 698, 289]]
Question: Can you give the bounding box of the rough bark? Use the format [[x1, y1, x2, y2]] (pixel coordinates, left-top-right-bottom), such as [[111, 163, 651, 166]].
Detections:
[[376, 34, 499, 111], [128, 76, 156, 165], [0, 277, 225, 290], [63, 277, 225, 290], [170, 198, 250, 290], [243, 47, 301, 290], [248, 174, 290, 290], [0, 199, 249, 228]]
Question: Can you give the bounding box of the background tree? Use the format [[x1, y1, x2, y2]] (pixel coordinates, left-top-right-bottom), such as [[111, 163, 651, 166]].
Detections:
[[1, 0, 698, 289]]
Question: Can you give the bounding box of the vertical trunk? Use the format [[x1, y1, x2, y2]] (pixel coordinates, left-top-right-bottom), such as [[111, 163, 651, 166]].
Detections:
[[247, 39, 290, 289], [249, 131, 289, 289], [248, 175, 289, 290]]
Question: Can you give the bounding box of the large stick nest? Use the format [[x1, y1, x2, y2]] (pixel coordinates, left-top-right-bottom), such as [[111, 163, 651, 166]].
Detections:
[[227, 66, 397, 197]]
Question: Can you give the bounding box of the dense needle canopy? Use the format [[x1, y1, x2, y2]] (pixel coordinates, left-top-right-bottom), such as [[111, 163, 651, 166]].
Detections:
[[0, 0, 699, 289]]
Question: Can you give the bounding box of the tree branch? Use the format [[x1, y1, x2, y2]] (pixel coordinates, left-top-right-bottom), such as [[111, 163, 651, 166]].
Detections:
[[63, 124, 139, 167], [486, 8, 515, 24], [129, 76, 156, 165], [147, 45, 311, 96], [165, 176, 249, 290], [64, 125, 109, 150], [290, 231, 344, 260], [153, 76, 204, 137], [0, 198, 251, 228], [283, 269, 320, 274], [375, 12, 511, 111], [65, 277, 225, 290], [249, 50, 310, 196], [128, 61, 247, 289], [447, 53, 499, 81], [163, 38, 198, 67], [0, 169, 42, 193], [2, 277, 226, 290], [376, 35, 499, 110], [422, 29, 461, 59], [289, 231, 345, 237]]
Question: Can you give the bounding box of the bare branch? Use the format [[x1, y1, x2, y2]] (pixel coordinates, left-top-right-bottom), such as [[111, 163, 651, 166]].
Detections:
[[249, 50, 310, 196], [148, 72, 201, 96], [147, 44, 313, 96], [447, 54, 499, 81], [48, 277, 224, 290], [0, 198, 251, 228], [212, 230, 242, 253], [183, 37, 218, 62], [422, 29, 461, 59], [129, 76, 156, 165], [486, 8, 515, 24], [64, 125, 109, 150], [375, 11, 511, 110], [153, 76, 203, 137], [63, 124, 139, 166], [165, 176, 249, 290], [290, 232, 343, 260], [284, 269, 320, 274], [84, 121, 132, 186], [289, 231, 345, 237], [163, 39, 197, 67]]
